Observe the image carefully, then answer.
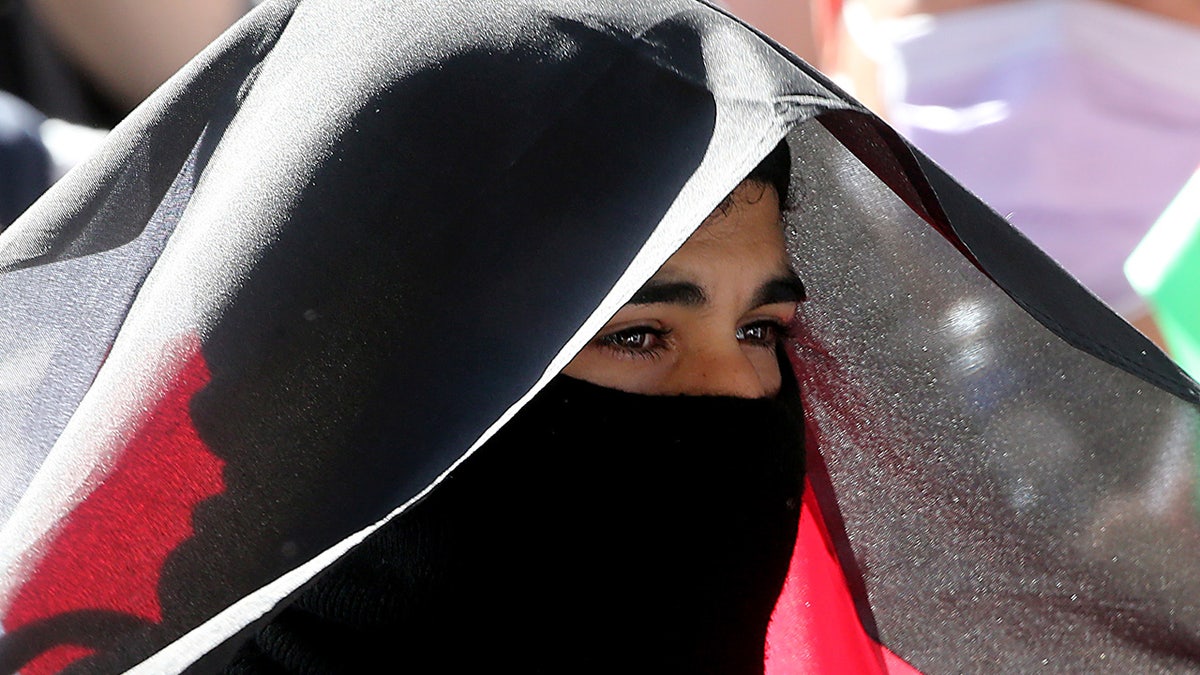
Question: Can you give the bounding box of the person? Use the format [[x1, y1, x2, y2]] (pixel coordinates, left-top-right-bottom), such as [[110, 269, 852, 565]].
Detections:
[[2, 1, 1200, 674], [1, 0, 250, 129], [223, 145, 809, 673], [716, 0, 832, 67], [562, 146, 801, 398], [0, 1, 247, 232]]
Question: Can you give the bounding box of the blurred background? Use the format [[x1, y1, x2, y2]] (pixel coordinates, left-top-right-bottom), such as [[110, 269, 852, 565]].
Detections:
[[1, 0, 248, 225], [2, 0, 1198, 375]]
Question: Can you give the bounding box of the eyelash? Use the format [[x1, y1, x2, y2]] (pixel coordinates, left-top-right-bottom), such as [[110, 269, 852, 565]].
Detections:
[[595, 318, 793, 358], [596, 326, 672, 360], [736, 319, 790, 348]]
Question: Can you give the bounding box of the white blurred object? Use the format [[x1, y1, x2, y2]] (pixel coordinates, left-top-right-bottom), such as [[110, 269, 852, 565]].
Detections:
[[39, 118, 107, 181]]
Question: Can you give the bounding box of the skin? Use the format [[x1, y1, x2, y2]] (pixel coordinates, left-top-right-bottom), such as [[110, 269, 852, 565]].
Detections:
[[563, 182, 804, 398], [719, 0, 827, 65], [30, 0, 247, 111], [721, 0, 889, 117]]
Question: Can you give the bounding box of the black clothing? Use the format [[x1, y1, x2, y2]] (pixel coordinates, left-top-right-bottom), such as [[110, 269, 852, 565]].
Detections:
[[225, 376, 805, 674]]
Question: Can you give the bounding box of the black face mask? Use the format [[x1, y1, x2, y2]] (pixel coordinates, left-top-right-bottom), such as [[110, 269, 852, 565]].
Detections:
[[227, 374, 806, 675]]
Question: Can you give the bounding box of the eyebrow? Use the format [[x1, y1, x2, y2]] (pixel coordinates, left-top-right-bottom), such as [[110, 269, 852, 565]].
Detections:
[[629, 280, 707, 306], [627, 273, 806, 308], [751, 274, 807, 307]]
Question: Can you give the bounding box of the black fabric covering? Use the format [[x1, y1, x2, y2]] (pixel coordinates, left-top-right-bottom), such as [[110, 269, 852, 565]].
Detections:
[[158, 10, 719, 650], [223, 375, 805, 674], [913, 150, 1200, 403]]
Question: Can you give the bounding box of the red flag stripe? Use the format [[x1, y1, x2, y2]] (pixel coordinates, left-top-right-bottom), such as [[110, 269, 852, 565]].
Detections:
[[5, 340, 224, 675]]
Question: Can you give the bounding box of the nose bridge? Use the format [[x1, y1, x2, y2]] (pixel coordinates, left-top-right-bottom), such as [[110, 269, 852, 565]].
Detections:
[[671, 340, 769, 398]]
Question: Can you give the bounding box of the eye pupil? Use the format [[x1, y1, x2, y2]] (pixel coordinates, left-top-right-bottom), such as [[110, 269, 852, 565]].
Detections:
[[614, 331, 648, 349], [737, 322, 780, 345], [599, 327, 660, 353]]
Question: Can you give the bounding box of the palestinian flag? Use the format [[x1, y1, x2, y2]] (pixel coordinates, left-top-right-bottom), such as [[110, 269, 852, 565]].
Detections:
[[2, 1, 1199, 673]]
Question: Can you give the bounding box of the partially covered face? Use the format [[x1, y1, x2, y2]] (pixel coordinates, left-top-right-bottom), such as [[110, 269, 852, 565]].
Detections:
[[564, 181, 803, 398]]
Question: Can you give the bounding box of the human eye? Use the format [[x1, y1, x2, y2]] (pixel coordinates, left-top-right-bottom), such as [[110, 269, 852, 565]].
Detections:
[[595, 325, 671, 359], [736, 319, 787, 348]]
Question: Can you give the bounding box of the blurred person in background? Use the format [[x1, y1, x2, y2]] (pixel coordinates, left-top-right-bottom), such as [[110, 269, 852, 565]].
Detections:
[[0, 0, 248, 230], [716, 0, 833, 66], [830, 0, 1200, 344], [1, 0, 249, 127], [720, 0, 892, 113]]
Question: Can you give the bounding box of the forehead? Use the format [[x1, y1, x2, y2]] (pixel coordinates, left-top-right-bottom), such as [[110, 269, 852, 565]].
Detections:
[[661, 186, 787, 274]]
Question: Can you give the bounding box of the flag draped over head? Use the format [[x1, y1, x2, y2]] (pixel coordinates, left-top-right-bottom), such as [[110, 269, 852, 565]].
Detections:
[[2, 0, 1200, 673]]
